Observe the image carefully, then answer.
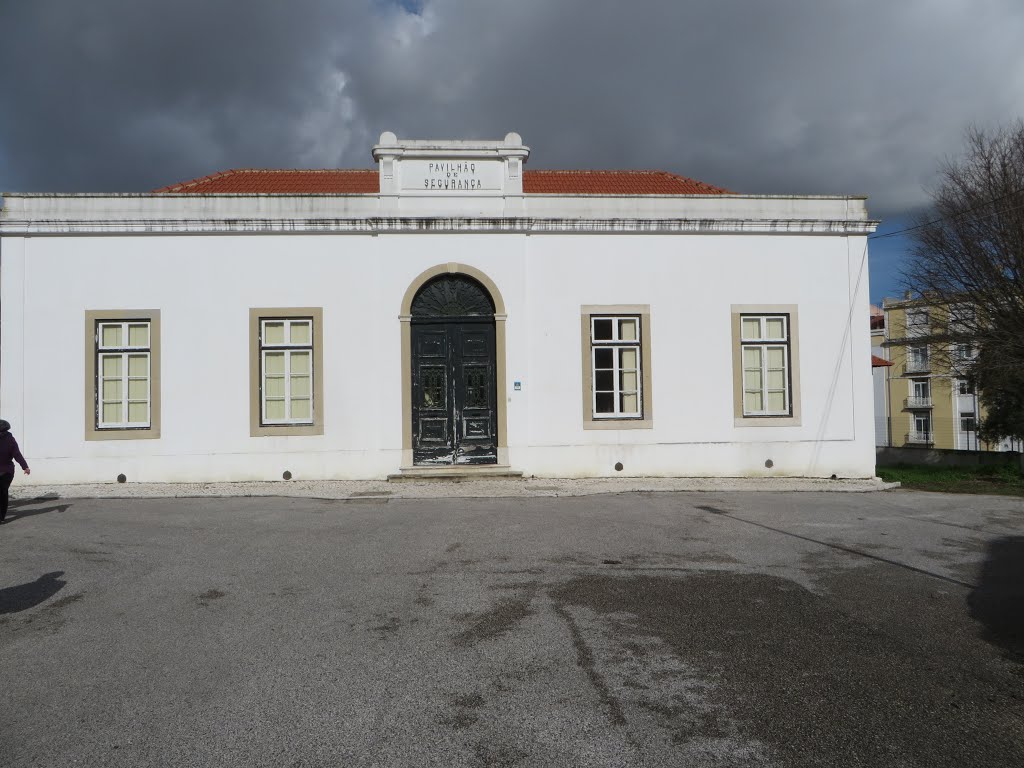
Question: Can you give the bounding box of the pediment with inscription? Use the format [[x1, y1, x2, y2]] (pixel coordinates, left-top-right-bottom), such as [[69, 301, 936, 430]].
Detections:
[[372, 132, 529, 197]]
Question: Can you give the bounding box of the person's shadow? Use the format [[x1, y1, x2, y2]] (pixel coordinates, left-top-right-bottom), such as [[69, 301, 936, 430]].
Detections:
[[968, 536, 1024, 661], [4, 497, 72, 523], [0, 571, 67, 614]]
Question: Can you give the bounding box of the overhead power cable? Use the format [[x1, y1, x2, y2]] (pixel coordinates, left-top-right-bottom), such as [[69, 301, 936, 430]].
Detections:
[[868, 187, 1024, 241]]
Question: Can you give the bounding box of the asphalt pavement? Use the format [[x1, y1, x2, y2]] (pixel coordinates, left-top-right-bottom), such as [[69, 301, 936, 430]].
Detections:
[[1, 490, 1022, 767]]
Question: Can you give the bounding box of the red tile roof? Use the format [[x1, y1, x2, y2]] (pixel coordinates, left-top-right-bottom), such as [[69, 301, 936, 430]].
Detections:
[[153, 168, 730, 195], [153, 169, 380, 194], [524, 170, 730, 195], [871, 355, 893, 368]]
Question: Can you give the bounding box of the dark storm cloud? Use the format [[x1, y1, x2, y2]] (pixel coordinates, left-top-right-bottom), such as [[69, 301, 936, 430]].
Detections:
[[335, 0, 1024, 216], [1, 0, 1022, 217], [0, 0, 376, 191]]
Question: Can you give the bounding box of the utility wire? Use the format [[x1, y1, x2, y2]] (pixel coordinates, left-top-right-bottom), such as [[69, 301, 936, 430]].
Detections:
[[868, 187, 1024, 241]]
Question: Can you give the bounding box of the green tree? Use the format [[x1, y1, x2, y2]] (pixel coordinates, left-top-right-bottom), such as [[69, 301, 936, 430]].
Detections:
[[905, 122, 1024, 443]]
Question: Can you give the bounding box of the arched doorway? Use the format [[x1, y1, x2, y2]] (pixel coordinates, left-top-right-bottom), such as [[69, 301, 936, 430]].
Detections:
[[409, 274, 498, 465]]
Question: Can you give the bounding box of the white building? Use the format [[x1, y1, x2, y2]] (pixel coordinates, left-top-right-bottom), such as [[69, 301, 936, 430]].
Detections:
[[0, 132, 878, 484]]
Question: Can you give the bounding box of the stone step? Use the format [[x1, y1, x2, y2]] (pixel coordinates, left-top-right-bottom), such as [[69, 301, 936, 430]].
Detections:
[[387, 465, 524, 483]]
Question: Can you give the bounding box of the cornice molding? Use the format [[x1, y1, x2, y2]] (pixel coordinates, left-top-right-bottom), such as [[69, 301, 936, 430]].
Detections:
[[0, 216, 878, 236]]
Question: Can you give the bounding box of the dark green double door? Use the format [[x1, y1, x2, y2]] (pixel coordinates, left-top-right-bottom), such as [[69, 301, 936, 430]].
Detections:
[[411, 319, 497, 465]]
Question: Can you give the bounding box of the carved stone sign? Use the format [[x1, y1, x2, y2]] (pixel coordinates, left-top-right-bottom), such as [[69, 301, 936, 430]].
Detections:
[[400, 159, 503, 193], [373, 132, 530, 198]]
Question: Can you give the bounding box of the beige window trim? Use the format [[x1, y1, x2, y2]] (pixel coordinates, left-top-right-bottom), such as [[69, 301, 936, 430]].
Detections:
[[84, 309, 161, 441], [581, 304, 653, 430], [731, 304, 801, 427], [250, 307, 324, 437]]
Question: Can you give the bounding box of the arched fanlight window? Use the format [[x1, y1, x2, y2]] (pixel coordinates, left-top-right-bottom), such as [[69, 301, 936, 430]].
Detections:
[[411, 275, 495, 318]]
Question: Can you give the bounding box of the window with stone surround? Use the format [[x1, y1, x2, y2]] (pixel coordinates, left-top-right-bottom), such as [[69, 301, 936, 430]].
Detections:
[[85, 310, 161, 440], [581, 305, 653, 430]]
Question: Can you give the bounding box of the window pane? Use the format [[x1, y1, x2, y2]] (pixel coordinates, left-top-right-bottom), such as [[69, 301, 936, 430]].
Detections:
[[264, 322, 285, 345], [102, 379, 122, 401], [744, 391, 763, 412], [102, 402, 122, 423], [767, 391, 786, 412], [265, 399, 286, 420], [742, 347, 761, 368], [422, 367, 444, 408], [291, 399, 311, 420], [766, 347, 785, 368], [594, 348, 613, 368], [619, 348, 637, 370], [621, 393, 638, 413], [621, 371, 638, 391], [127, 402, 148, 423], [619, 318, 637, 341], [290, 375, 311, 398], [767, 369, 786, 389], [765, 317, 785, 339], [265, 352, 285, 375], [101, 325, 122, 347], [744, 369, 763, 390], [102, 355, 122, 377], [128, 354, 148, 377], [128, 378, 148, 399], [290, 322, 311, 345], [128, 324, 149, 347], [465, 384, 487, 409], [290, 351, 310, 374], [741, 318, 761, 340], [592, 319, 613, 341], [595, 370, 614, 392], [265, 375, 286, 398], [595, 392, 614, 413]]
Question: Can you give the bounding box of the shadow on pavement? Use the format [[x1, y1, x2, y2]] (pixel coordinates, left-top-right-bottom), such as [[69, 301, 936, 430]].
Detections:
[[5, 498, 73, 523], [0, 571, 67, 615], [968, 536, 1024, 661]]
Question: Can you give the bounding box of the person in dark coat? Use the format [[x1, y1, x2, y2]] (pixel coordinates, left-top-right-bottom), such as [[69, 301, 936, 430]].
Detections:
[[0, 419, 30, 523]]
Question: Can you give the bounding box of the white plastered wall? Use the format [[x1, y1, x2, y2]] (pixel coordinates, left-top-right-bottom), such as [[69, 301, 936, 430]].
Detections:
[[2, 226, 875, 484], [517, 232, 874, 477]]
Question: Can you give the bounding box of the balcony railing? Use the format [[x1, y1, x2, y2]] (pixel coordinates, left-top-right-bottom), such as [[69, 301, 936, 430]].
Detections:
[[904, 396, 933, 409], [903, 358, 930, 374], [905, 431, 933, 445]]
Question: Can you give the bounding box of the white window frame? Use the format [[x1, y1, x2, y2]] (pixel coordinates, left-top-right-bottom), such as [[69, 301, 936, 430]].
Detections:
[[96, 320, 152, 430], [906, 308, 929, 337], [906, 344, 929, 372], [260, 318, 314, 426], [590, 315, 643, 420], [740, 314, 792, 417], [949, 303, 975, 330], [956, 378, 975, 396], [952, 342, 976, 362]]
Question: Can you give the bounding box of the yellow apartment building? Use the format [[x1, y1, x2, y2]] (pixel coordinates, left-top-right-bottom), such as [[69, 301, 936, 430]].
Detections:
[[880, 296, 1007, 451]]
